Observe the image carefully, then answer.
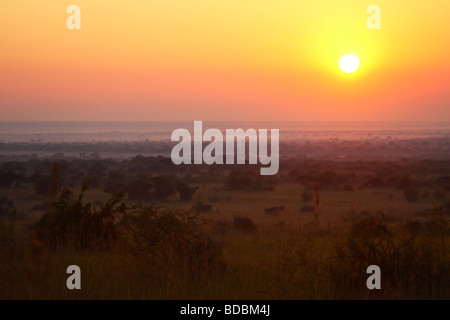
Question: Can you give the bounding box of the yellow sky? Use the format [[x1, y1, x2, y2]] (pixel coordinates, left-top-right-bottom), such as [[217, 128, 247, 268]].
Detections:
[[0, 0, 449, 121]]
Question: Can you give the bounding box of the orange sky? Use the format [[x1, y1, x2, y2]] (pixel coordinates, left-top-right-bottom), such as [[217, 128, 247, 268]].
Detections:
[[0, 1, 449, 121]]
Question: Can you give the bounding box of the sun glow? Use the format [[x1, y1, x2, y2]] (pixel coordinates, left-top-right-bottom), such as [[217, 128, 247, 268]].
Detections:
[[339, 55, 360, 74]]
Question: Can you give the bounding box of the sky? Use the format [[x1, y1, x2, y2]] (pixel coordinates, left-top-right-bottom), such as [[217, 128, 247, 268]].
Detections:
[[0, 0, 449, 121]]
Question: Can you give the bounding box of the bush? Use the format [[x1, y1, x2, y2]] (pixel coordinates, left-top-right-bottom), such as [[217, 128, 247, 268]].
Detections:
[[233, 216, 257, 233], [0, 217, 15, 252], [36, 182, 126, 250], [405, 209, 449, 236], [176, 182, 199, 202], [265, 206, 284, 216], [349, 214, 390, 238], [0, 197, 16, 219], [195, 201, 213, 213], [0, 199, 16, 251], [324, 216, 449, 299], [123, 205, 223, 274]]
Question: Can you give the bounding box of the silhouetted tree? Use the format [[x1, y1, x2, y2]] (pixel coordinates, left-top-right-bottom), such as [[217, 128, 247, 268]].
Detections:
[[127, 179, 152, 201], [0, 171, 22, 189], [176, 182, 199, 202], [150, 176, 176, 200]]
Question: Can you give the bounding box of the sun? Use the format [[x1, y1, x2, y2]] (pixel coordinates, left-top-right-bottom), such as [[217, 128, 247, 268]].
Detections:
[[339, 54, 360, 73]]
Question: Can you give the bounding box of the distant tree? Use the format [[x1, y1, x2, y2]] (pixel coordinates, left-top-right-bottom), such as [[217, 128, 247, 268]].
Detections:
[[317, 170, 338, 187], [150, 176, 176, 200], [31, 163, 61, 197], [396, 174, 413, 190], [104, 170, 127, 194], [176, 182, 199, 202], [84, 174, 102, 189], [31, 174, 53, 196], [366, 176, 384, 188], [127, 179, 152, 202], [1, 162, 26, 173], [0, 171, 22, 189], [87, 161, 107, 175]]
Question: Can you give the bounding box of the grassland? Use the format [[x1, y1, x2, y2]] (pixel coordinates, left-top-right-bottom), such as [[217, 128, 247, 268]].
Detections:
[[1, 170, 448, 299]]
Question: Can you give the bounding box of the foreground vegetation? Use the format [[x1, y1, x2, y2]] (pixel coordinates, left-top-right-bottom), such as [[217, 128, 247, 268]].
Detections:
[[0, 156, 449, 299]]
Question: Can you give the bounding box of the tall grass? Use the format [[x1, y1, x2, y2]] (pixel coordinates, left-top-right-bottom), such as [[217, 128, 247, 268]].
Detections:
[[0, 186, 448, 299]]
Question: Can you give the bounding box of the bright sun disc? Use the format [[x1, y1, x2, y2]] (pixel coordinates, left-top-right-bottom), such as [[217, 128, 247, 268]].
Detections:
[[339, 54, 360, 73]]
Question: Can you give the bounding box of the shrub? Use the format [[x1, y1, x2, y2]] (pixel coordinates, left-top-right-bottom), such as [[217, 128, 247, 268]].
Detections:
[[195, 201, 213, 213], [0, 217, 15, 252], [265, 206, 284, 216], [323, 215, 449, 299], [123, 205, 223, 274], [233, 216, 257, 233], [0, 199, 16, 251], [36, 182, 126, 250], [176, 182, 199, 202], [0, 197, 16, 219], [349, 214, 390, 238]]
